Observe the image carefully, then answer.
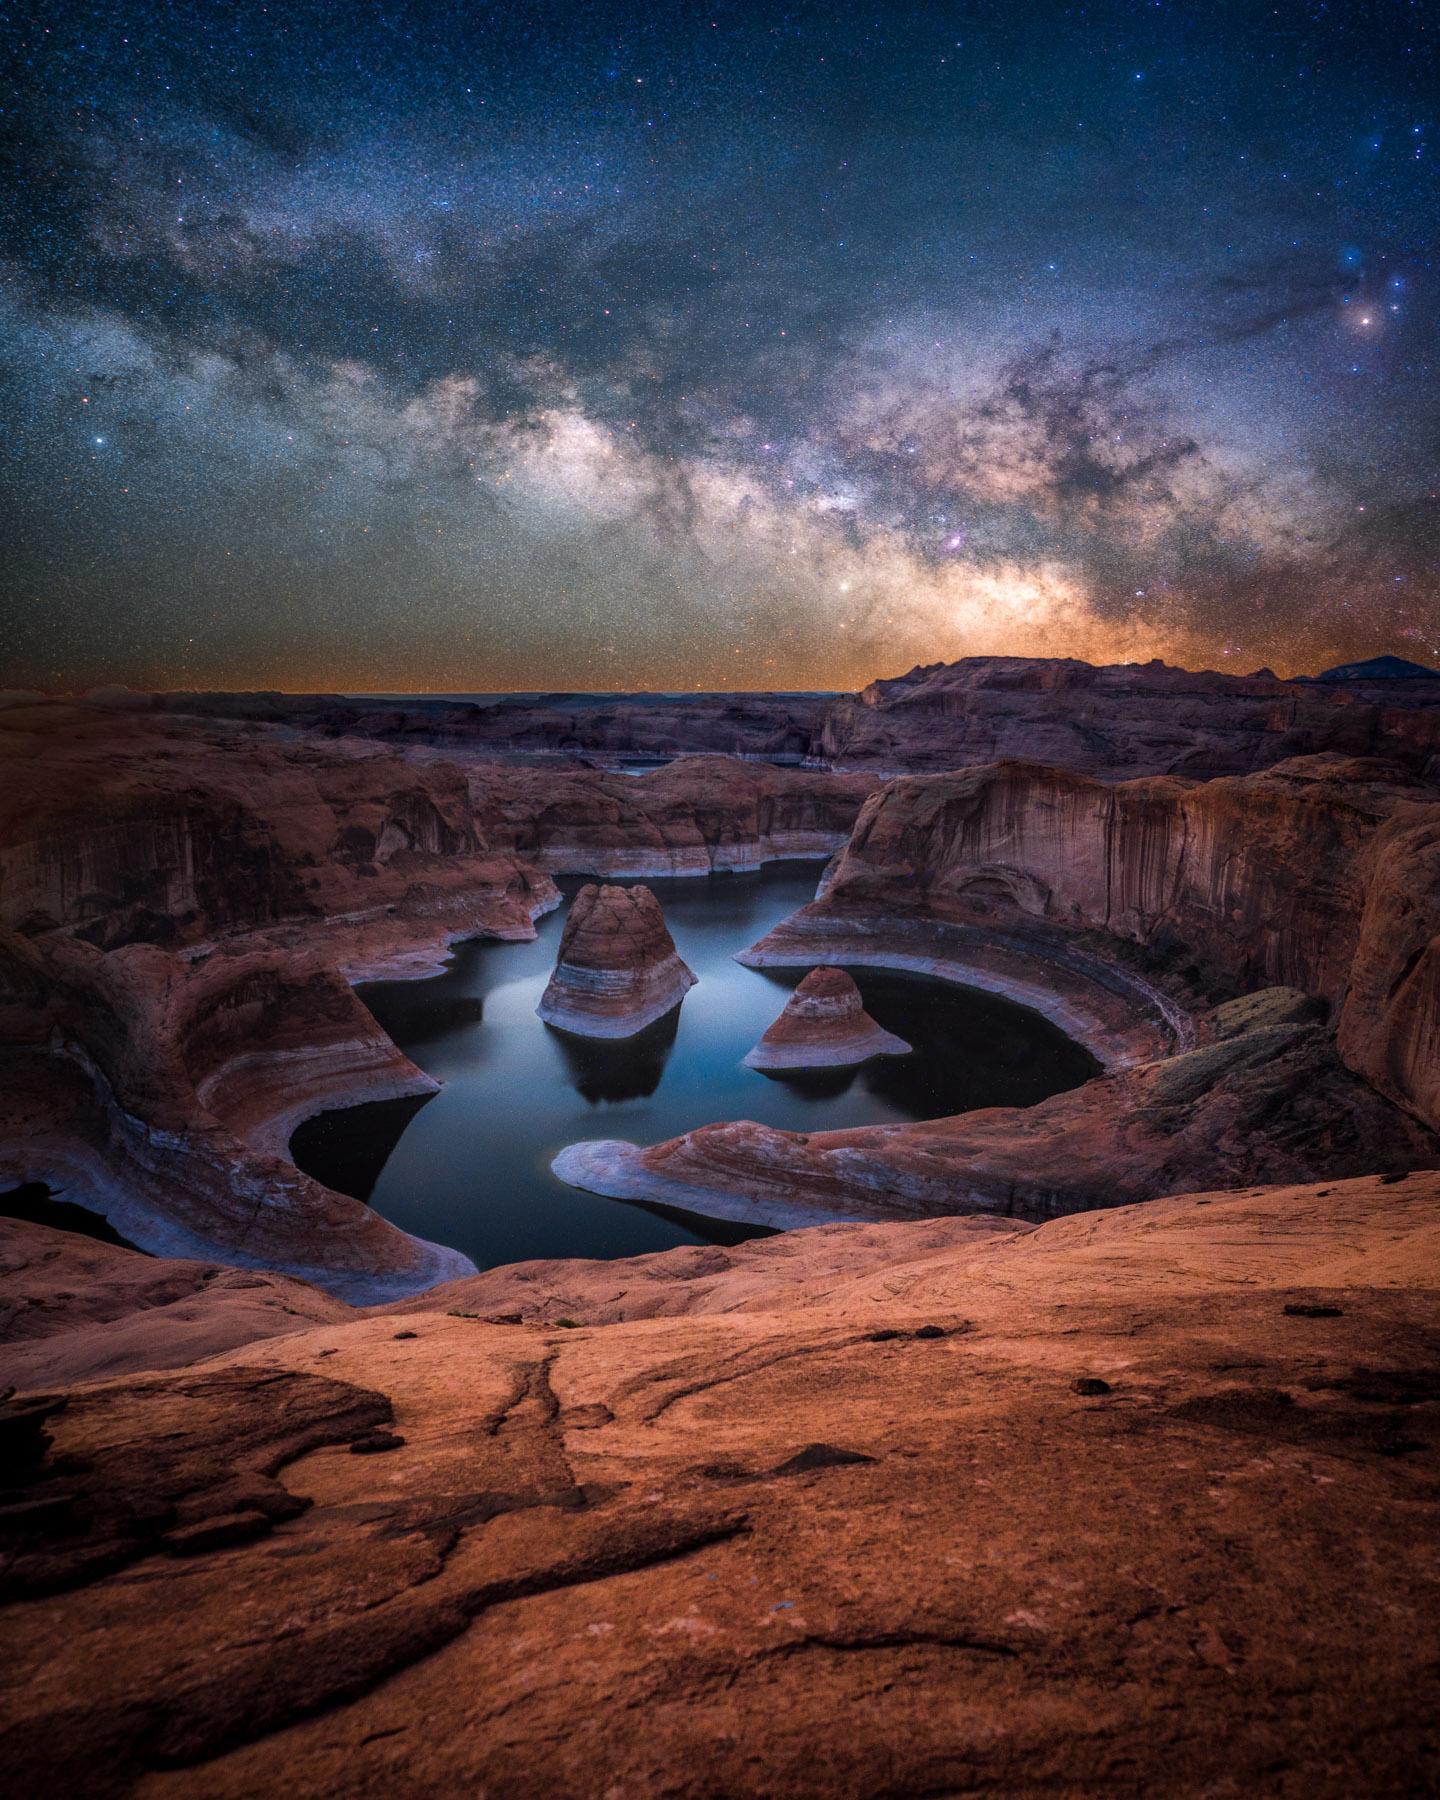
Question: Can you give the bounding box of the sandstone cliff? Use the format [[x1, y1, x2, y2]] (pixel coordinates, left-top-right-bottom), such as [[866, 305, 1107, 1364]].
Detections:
[[824, 655, 1440, 778], [810, 755, 1440, 1130], [0, 929, 471, 1300], [0, 702, 552, 954], [467, 755, 876, 876]]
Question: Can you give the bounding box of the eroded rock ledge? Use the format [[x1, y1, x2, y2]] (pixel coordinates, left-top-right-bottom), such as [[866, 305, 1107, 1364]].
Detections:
[[805, 755, 1440, 1131], [555, 985, 1438, 1231], [538, 883, 697, 1037], [0, 703, 570, 1297]]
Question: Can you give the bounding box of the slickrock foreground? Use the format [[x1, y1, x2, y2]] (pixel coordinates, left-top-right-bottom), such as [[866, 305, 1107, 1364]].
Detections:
[[1, 1173, 1437, 1795], [744, 966, 911, 1069], [537, 882, 697, 1037]]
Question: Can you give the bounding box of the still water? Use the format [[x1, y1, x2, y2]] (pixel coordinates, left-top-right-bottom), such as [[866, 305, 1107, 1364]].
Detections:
[[290, 863, 1098, 1270]]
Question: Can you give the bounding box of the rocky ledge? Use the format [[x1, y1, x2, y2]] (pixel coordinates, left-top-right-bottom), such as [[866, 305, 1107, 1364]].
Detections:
[[537, 883, 697, 1037], [744, 967, 911, 1070]]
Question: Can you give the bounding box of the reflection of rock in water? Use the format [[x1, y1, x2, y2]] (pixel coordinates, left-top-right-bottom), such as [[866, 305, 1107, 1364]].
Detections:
[[289, 1092, 435, 1202], [359, 987, 487, 1058], [849, 970, 1098, 1116], [754, 1065, 859, 1100], [551, 1006, 680, 1104]]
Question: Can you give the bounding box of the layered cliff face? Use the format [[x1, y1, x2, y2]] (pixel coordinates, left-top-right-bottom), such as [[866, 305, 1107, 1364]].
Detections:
[[0, 703, 550, 954], [467, 755, 877, 876], [3, 1174, 1438, 1795], [812, 755, 1440, 1129], [744, 967, 911, 1070], [537, 883, 697, 1037], [0, 706, 567, 1295]]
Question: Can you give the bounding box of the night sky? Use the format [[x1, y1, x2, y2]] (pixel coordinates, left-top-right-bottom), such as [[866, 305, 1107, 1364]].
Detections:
[[4, 1, 1438, 693]]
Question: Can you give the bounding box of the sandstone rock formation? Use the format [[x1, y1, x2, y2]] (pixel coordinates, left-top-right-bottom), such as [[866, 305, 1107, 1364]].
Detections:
[[822, 654, 1440, 779], [744, 967, 911, 1070], [538, 883, 697, 1037], [555, 754, 1440, 1231], [0, 929, 473, 1301], [0, 703, 565, 1295], [1, 1172, 1437, 1793], [6, 661, 1439, 1791], [0, 701, 554, 955], [6, 674, 1440, 1304], [0, 1216, 350, 1389], [466, 755, 877, 877], [554, 984, 1438, 1232]]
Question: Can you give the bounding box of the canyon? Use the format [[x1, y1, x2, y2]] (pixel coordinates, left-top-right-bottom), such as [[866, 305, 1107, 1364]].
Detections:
[[3, 654, 1439, 1793]]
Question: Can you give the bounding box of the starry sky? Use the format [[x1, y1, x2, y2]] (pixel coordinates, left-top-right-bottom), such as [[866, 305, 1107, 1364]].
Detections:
[[4, 0, 1438, 694]]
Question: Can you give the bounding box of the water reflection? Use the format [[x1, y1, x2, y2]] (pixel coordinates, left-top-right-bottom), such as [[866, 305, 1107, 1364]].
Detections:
[[755, 1066, 859, 1100], [548, 1006, 681, 1104]]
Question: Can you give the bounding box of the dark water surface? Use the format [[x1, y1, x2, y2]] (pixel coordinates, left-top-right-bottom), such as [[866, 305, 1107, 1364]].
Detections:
[[291, 863, 1098, 1271]]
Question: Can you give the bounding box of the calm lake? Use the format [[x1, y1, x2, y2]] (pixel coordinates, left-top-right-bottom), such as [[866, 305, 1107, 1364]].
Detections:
[[290, 862, 1098, 1270]]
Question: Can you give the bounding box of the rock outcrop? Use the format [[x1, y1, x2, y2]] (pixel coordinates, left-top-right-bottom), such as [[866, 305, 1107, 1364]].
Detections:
[[744, 967, 911, 1070], [2, 1173, 1438, 1794], [538, 883, 696, 1037], [0, 704, 566, 1295], [0, 1216, 351, 1389], [0, 930, 473, 1301], [554, 985, 1438, 1231], [0, 701, 554, 955]]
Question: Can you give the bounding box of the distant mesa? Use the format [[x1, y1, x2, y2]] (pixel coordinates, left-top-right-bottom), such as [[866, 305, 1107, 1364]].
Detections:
[[745, 966, 912, 1071], [1306, 654, 1440, 683], [537, 883, 697, 1038]]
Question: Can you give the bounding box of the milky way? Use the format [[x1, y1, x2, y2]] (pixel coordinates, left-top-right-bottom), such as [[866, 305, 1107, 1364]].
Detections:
[[4, 0, 1438, 692]]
